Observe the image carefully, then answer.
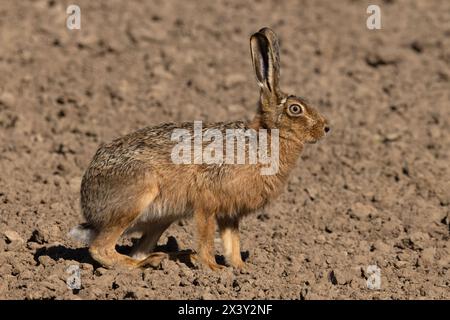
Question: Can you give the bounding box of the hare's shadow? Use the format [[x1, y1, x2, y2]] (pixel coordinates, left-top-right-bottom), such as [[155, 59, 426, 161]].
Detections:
[[33, 236, 248, 269]]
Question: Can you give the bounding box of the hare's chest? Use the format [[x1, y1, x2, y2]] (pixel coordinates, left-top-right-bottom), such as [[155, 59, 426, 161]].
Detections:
[[212, 178, 282, 215]]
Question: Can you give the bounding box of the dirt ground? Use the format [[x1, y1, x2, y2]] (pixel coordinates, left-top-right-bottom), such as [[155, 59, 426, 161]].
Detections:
[[0, 0, 449, 300]]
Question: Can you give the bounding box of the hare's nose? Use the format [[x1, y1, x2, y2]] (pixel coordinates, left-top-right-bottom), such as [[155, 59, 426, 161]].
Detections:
[[324, 126, 330, 134]]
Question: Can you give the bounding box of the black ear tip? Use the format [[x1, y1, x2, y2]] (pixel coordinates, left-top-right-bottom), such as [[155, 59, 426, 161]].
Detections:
[[250, 32, 269, 47], [258, 27, 278, 39], [259, 27, 274, 33], [251, 30, 265, 37]]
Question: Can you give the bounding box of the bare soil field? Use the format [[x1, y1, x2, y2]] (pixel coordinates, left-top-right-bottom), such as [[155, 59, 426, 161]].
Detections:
[[0, 0, 449, 299]]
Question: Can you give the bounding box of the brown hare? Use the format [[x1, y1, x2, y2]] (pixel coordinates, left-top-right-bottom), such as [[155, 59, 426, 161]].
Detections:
[[70, 27, 329, 271]]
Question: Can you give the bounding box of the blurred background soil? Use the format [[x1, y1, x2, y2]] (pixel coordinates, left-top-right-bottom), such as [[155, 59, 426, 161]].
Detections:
[[0, 0, 449, 299]]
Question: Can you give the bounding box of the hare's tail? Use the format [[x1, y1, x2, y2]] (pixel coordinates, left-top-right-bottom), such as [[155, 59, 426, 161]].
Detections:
[[68, 223, 97, 245]]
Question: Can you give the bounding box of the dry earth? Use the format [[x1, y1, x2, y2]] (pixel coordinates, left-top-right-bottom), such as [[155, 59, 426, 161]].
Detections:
[[0, 0, 449, 299]]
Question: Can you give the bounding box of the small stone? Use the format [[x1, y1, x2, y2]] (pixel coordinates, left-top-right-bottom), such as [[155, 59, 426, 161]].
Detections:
[[218, 272, 231, 286], [349, 203, 378, 220], [28, 229, 47, 244], [300, 286, 309, 299], [18, 270, 34, 281], [272, 231, 283, 239], [257, 213, 270, 221], [330, 269, 353, 285], [437, 255, 450, 268], [3, 230, 24, 244], [305, 186, 319, 200], [409, 232, 430, 250], [6, 241, 23, 251], [50, 202, 65, 212], [80, 263, 94, 272], [179, 278, 190, 287], [201, 291, 214, 300], [419, 247, 435, 266], [257, 289, 266, 298], [0, 92, 15, 108], [38, 255, 55, 267], [410, 40, 423, 53], [372, 240, 391, 253], [365, 51, 398, 68], [315, 234, 326, 244], [123, 291, 138, 299], [89, 287, 105, 298], [441, 213, 450, 226], [94, 267, 108, 276], [328, 270, 338, 285], [216, 284, 227, 295], [394, 261, 408, 269]]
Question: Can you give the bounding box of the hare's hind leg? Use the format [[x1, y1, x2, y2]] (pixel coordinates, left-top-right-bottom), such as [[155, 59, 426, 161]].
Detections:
[[89, 185, 168, 269], [130, 221, 172, 260], [89, 224, 141, 269], [89, 226, 167, 269], [217, 217, 245, 269]]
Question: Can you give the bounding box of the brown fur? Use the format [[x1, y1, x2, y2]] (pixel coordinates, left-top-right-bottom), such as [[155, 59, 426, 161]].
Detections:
[[74, 28, 329, 270]]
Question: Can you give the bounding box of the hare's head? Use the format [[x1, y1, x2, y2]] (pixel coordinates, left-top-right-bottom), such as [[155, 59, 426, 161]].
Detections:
[[250, 28, 330, 144]]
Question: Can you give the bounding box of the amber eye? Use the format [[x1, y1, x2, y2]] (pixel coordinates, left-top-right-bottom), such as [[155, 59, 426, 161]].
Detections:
[[288, 104, 303, 116]]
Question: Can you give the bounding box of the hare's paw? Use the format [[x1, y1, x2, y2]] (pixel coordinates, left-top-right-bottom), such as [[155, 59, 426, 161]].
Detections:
[[204, 261, 225, 272], [90, 246, 141, 270], [137, 252, 168, 269], [230, 259, 245, 270], [194, 254, 224, 271]]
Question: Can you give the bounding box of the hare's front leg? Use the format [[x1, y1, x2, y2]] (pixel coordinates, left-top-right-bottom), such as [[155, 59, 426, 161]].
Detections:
[[217, 217, 245, 269], [194, 209, 223, 271]]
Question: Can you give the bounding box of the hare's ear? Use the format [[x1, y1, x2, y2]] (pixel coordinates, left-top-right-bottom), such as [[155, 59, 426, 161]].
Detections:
[[250, 28, 281, 97], [258, 27, 281, 91], [250, 33, 270, 91]]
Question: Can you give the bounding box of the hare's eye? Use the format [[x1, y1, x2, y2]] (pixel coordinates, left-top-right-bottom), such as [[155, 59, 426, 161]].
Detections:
[[288, 104, 303, 116]]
